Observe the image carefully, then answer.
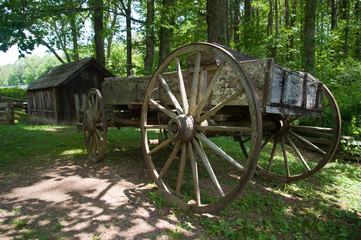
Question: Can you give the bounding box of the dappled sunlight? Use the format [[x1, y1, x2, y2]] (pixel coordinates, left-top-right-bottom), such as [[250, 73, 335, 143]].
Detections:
[[61, 149, 85, 155], [0, 158, 197, 239]]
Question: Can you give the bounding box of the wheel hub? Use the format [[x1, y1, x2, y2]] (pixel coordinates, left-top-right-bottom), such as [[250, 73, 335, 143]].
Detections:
[[167, 114, 196, 142], [83, 119, 96, 132], [272, 117, 290, 135]]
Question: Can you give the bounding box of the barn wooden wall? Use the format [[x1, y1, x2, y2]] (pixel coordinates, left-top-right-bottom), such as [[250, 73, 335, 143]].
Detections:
[[27, 88, 58, 125], [28, 64, 108, 125]]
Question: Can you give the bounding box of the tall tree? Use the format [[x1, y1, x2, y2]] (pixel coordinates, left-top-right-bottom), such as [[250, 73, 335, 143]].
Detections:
[[230, 0, 241, 48], [206, 0, 228, 46], [90, 0, 105, 66], [159, 0, 176, 63], [287, 0, 297, 61], [354, 0, 361, 60], [303, 0, 317, 72], [243, 0, 252, 49], [267, 0, 273, 37], [105, 5, 118, 62], [124, 0, 132, 76], [144, 0, 155, 72], [331, 0, 337, 30], [340, 0, 350, 58]]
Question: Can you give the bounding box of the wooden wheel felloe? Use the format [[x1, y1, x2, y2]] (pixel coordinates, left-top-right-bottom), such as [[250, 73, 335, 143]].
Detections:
[[83, 88, 107, 162], [140, 42, 262, 213], [239, 85, 341, 182]]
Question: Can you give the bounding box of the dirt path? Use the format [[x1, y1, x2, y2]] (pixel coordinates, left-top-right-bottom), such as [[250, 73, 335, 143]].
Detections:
[[0, 159, 207, 239]]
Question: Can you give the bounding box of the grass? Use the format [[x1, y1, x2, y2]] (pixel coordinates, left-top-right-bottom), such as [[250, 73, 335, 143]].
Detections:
[[0, 111, 360, 239]]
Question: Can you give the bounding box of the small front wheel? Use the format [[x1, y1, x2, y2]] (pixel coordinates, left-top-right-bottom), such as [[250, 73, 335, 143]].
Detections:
[[83, 88, 107, 162]]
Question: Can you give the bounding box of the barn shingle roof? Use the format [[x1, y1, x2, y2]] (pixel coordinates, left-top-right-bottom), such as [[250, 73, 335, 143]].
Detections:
[[27, 57, 113, 91]]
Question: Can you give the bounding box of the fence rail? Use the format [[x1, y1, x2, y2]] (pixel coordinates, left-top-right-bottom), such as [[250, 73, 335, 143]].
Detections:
[[0, 102, 14, 125]]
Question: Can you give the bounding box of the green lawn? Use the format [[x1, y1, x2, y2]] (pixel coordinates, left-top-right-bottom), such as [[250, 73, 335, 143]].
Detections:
[[0, 111, 360, 239]]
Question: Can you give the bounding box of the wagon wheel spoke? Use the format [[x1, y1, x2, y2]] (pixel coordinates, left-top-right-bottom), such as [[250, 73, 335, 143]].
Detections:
[[141, 43, 262, 212], [159, 75, 184, 115], [189, 51, 201, 115], [147, 137, 177, 155], [196, 89, 244, 123], [93, 132, 99, 156], [175, 57, 189, 114], [261, 133, 275, 150], [196, 125, 251, 133], [192, 139, 225, 197], [193, 61, 225, 118], [148, 98, 177, 119], [196, 133, 245, 172], [288, 130, 326, 155], [281, 136, 290, 177], [266, 135, 279, 172], [176, 143, 187, 193], [187, 142, 201, 205], [286, 134, 311, 171], [158, 141, 182, 180], [144, 124, 168, 129], [85, 131, 94, 152]]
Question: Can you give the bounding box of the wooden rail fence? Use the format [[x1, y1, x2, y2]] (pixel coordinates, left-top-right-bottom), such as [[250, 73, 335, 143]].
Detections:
[[0, 102, 14, 125]]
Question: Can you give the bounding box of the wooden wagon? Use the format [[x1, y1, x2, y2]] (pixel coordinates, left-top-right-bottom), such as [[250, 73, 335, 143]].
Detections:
[[81, 43, 341, 213]]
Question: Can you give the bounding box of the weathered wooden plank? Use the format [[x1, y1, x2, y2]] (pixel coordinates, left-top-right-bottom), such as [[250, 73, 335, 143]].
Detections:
[[102, 75, 151, 105]]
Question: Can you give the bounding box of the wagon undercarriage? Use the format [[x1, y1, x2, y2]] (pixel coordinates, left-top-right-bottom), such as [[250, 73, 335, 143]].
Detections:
[[81, 42, 341, 213]]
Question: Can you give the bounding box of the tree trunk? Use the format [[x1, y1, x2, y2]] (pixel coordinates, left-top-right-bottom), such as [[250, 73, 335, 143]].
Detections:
[[267, 0, 273, 36], [285, 0, 290, 27], [288, 0, 297, 60], [39, 38, 65, 64], [158, 0, 176, 63], [52, 20, 71, 62], [206, 0, 228, 46], [275, 0, 279, 39], [90, 0, 105, 66], [303, 0, 316, 72], [232, 0, 241, 48], [126, 0, 132, 76], [331, 0, 337, 30], [144, 0, 155, 72], [285, 0, 290, 59], [107, 8, 117, 62], [242, 0, 251, 49], [70, 16, 79, 61], [355, 1, 361, 60], [341, 0, 350, 59]]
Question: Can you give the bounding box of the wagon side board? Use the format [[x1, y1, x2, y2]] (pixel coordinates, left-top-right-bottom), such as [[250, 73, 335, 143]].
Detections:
[[102, 53, 323, 118], [265, 64, 323, 117]]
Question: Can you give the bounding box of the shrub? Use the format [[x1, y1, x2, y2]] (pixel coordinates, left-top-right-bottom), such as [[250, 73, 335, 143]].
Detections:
[[0, 87, 27, 100]]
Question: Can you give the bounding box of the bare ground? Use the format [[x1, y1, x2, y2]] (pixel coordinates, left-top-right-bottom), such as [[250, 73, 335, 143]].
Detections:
[[0, 157, 208, 239]]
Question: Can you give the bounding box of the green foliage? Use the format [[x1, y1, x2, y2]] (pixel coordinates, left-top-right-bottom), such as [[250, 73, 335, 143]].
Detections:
[[12, 218, 29, 230], [0, 88, 27, 99], [317, 59, 361, 139], [0, 55, 60, 86]]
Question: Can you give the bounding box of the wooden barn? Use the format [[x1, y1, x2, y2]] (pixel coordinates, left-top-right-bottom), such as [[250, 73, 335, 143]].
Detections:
[[27, 57, 114, 125]]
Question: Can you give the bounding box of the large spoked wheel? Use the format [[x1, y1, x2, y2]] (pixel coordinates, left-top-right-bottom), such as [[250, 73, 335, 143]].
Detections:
[[140, 42, 262, 213], [83, 88, 107, 162], [239, 85, 341, 182]]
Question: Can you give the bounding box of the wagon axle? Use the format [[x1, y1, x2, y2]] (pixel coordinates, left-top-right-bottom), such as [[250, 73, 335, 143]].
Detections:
[[272, 117, 289, 135]]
